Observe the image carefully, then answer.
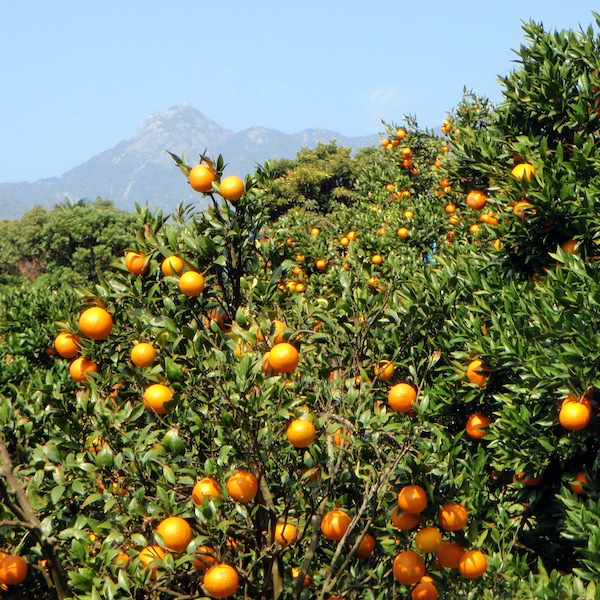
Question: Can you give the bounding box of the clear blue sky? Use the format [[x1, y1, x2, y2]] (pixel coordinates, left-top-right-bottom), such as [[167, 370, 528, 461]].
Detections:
[[0, 1, 597, 183]]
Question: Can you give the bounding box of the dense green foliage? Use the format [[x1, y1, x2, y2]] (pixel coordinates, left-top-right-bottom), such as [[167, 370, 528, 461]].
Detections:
[[1, 15, 600, 600], [0, 199, 138, 287]]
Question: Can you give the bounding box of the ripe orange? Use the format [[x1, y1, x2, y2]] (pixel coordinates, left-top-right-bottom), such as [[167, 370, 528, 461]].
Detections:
[[189, 164, 216, 193], [396, 128, 407, 139], [466, 359, 488, 387], [397, 227, 409, 239], [291, 566, 311, 588], [377, 227, 386, 236], [559, 396, 591, 430], [139, 545, 166, 578], [268, 342, 299, 373], [274, 522, 298, 546], [513, 471, 544, 486], [449, 215, 460, 225], [161, 255, 184, 276], [367, 276, 379, 288], [415, 527, 442, 553], [437, 541, 466, 568], [347, 231, 357, 241], [226, 470, 259, 503], [398, 485, 427, 514], [156, 516, 193, 553], [0, 554, 27, 585], [125, 251, 148, 275], [512, 162, 536, 180], [388, 383, 417, 412], [404, 209, 414, 218], [192, 477, 222, 505], [391, 506, 420, 530], [353, 533, 375, 559], [458, 549, 487, 578], [466, 190, 487, 211], [54, 332, 80, 358], [179, 271, 205, 296], [372, 254, 383, 265], [130, 342, 156, 367], [560, 239, 579, 255], [570, 472, 588, 495], [203, 563, 239, 598], [219, 176, 244, 201], [392, 550, 426, 585], [192, 546, 217, 571], [470, 224, 480, 234], [79, 306, 113, 340], [333, 427, 348, 447], [321, 509, 351, 541], [445, 204, 456, 214], [69, 357, 98, 382], [143, 384, 173, 414], [513, 200, 534, 219], [287, 418, 317, 448], [310, 227, 321, 235], [340, 237, 350, 247], [438, 503, 468, 531], [315, 259, 327, 270], [465, 413, 491, 439], [411, 576, 439, 600], [374, 360, 394, 382]]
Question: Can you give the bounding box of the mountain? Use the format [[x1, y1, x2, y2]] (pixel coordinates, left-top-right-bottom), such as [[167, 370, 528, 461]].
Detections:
[[0, 104, 380, 219]]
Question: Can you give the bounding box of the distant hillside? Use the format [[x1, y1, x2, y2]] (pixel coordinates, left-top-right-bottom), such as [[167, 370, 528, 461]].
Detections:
[[0, 104, 380, 219]]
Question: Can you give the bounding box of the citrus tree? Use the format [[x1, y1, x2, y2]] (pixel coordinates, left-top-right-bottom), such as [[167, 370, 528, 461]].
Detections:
[[2, 14, 600, 600]]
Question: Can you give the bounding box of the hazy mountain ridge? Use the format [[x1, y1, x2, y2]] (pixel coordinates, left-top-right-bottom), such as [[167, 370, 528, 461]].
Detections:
[[0, 104, 380, 219]]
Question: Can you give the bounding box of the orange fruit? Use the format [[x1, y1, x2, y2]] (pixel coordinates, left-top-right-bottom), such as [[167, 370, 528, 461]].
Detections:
[[367, 276, 379, 288], [404, 209, 414, 218], [321, 509, 351, 541], [377, 227, 386, 236], [226, 470, 259, 503], [513, 471, 544, 486], [392, 550, 426, 585], [189, 164, 216, 193], [388, 383, 417, 412], [192, 477, 222, 505], [512, 162, 536, 180], [458, 549, 487, 578], [125, 251, 148, 275], [415, 527, 442, 553], [143, 384, 173, 414], [374, 360, 394, 382], [372, 254, 383, 265], [347, 231, 357, 241], [465, 413, 491, 439], [513, 200, 534, 219], [0, 554, 27, 585], [79, 306, 113, 340], [391, 506, 420, 530], [192, 546, 217, 571], [445, 204, 456, 214], [156, 516, 193, 553], [398, 485, 427, 514], [402, 147, 413, 159], [287, 418, 316, 448], [559, 396, 591, 430], [274, 522, 298, 546], [54, 332, 80, 358], [438, 503, 468, 531], [179, 271, 205, 296], [470, 224, 480, 234], [315, 259, 327, 270], [411, 576, 439, 600], [466, 190, 487, 210], [396, 129, 407, 139], [570, 472, 588, 495], [449, 215, 460, 225], [466, 359, 488, 387], [333, 427, 348, 447], [560, 239, 579, 255], [139, 545, 166, 578], [69, 357, 98, 382], [353, 533, 375, 559], [291, 566, 310, 588], [267, 342, 299, 374], [161, 255, 184, 276], [340, 237, 350, 247], [437, 541, 466, 568], [203, 563, 239, 598], [130, 342, 156, 367], [310, 227, 321, 235], [397, 227, 409, 239], [219, 176, 244, 201]]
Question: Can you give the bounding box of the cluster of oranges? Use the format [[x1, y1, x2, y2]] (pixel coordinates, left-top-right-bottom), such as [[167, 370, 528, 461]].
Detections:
[[188, 163, 245, 203]]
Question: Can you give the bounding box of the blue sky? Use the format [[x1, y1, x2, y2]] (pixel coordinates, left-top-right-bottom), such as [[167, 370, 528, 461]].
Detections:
[[0, 1, 597, 183]]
